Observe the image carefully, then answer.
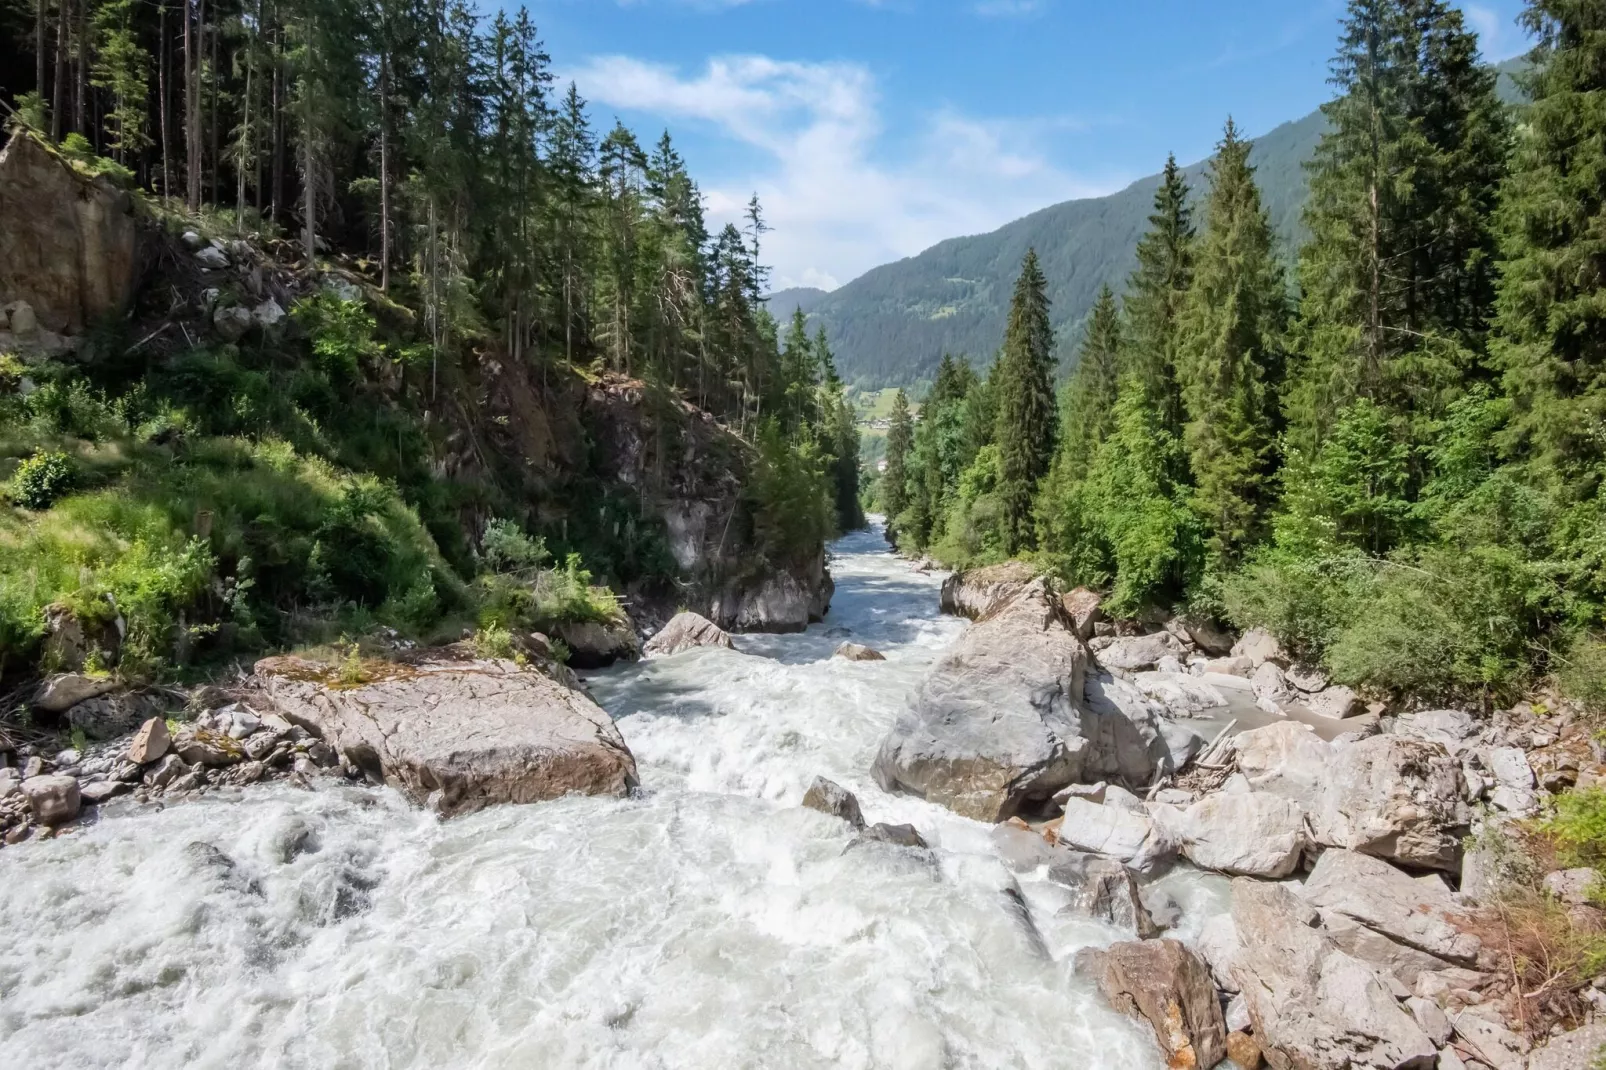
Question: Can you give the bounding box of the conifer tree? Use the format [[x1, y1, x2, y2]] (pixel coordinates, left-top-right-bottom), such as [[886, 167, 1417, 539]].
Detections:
[[1057, 283, 1123, 482], [1492, 0, 1606, 491], [991, 248, 1058, 552], [1123, 154, 1194, 440], [882, 388, 914, 536], [1178, 119, 1286, 562], [1287, 0, 1507, 454]]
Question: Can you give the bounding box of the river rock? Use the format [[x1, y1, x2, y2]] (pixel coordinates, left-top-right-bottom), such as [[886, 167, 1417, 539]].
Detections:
[[22, 775, 81, 825], [1166, 615, 1235, 656], [143, 753, 188, 790], [1541, 866, 1597, 905], [1483, 746, 1537, 815], [128, 717, 171, 763], [1251, 660, 1296, 714], [1233, 722, 1331, 811], [1092, 630, 1188, 673], [0, 130, 138, 335], [1527, 1022, 1606, 1070], [852, 822, 928, 849], [1051, 797, 1175, 873], [256, 654, 637, 816], [1230, 628, 1287, 668], [30, 673, 119, 713], [1393, 709, 1481, 754], [1225, 1031, 1263, 1070], [833, 642, 886, 662], [1132, 671, 1228, 716], [80, 779, 131, 805], [1082, 672, 1192, 776], [709, 553, 834, 634], [1303, 850, 1481, 968], [801, 776, 865, 829], [173, 727, 245, 767], [213, 303, 252, 340], [1152, 791, 1309, 878], [939, 560, 1038, 620], [553, 616, 641, 669], [1081, 938, 1226, 1070], [1229, 878, 1437, 1070], [1306, 684, 1361, 720], [874, 582, 1150, 821], [1050, 853, 1160, 937], [1194, 913, 1243, 993], [1201, 655, 1254, 679], [1283, 662, 1330, 693], [642, 611, 734, 657], [1061, 587, 1103, 640], [67, 692, 159, 740]]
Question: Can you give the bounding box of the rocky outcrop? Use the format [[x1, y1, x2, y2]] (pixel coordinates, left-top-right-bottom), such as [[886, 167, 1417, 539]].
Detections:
[[1151, 791, 1309, 878], [642, 611, 734, 657], [552, 615, 641, 669], [710, 552, 834, 633], [0, 131, 139, 339], [1230, 878, 1437, 1070], [938, 560, 1038, 620], [1089, 630, 1189, 673], [30, 673, 118, 714], [255, 653, 637, 816], [873, 582, 1171, 821], [1080, 939, 1227, 1070], [1060, 587, 1104, 640], [1527, 1023, 1606, 1070], [1302, 850, 1481, 970], [1051, 797, 1176, 873]]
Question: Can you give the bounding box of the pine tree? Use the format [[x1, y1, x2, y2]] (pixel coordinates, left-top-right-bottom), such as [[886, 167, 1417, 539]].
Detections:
[[1058, 283, 1123, 482], [882, 388, 914, 537], [1286, 0, 1507, 454], [1123, 154, 1194, 440], [992, 248, 1058, 552], [1178, 119, 1286, 562], [1492, 0, 1606, 491]]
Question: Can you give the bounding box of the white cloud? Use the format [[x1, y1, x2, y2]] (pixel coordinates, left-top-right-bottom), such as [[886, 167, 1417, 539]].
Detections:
[[568, 53, 1124, 291], [1462, 4, 1529, 62]]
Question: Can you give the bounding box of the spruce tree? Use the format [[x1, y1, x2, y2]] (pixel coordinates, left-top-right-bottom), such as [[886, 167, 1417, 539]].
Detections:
[[1492, 0, 1606, 491], [1178, 119, 1286, 562], [1123, 154, 1194, 440], [1058, 283, 1123, 482], [992, 248, 1058, 553], [882, 389, 914, 538], [1287, 0, 1507, 454]]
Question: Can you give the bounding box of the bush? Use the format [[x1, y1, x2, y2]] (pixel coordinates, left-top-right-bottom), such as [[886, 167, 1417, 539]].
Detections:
[[1541, 789, 1606, 876], [480, 518, 547, 574], [7, 450, 75, 509]]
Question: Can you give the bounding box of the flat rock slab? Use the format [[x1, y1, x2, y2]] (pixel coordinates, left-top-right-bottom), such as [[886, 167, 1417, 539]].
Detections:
[[256, 655, 637, 816]]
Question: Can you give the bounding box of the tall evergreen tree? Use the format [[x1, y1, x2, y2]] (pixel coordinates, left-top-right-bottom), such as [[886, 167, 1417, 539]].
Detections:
[[1178, 119, 1286, 562], [882, 388, 914, 537], [1123, 154, 1194, 440], [1057, 283, 1123, 482], [1492, 0, 1606, 492], [1286, 0, 1507, 454], [992, 248, 1058, 552]]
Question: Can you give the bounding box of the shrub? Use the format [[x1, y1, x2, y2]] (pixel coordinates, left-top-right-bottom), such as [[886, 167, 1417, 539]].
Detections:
[[1540, 789, 1606, 876], [470, 624, 517, 661], [1558, 633, 1606, 716], [7, 450, 75, 509], [480, 518, 547, 574], [292, 294, 381, 382]]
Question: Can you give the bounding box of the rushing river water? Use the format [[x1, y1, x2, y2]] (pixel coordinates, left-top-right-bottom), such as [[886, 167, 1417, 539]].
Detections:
[[0, 523, 1228, 1069]]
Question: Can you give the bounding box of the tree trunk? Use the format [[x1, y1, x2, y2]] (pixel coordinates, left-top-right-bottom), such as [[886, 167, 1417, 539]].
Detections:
[[184, 0, 197, 209], [302, 130, 316, 265], [159, 0, 172, 198], [51, 0, 67, 140], [208, 13, 219, 204], [35, 0, 47, 106], [74, 0, 86, 136], [237, 30, 251, 233], [378, 55, 390, 291]]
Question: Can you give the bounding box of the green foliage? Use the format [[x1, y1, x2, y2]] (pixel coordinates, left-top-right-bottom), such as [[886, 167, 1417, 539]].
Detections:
[[1057, 284, 1122, 483], [1123, 154, 1195, 440], [292, 295, 382, 382], [480, 518, 549, 574], [1559, 633, 1606, 716], [470, 624, 518, 661], [881, 389, 914, 524], [7, 451, 75, 510], [749, 419, 834, 561], [1540, 788, 1606, 875], [928, 445, 1010, 567]]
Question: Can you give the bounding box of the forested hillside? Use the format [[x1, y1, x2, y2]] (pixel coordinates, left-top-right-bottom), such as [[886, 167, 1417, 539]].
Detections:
[[797, 62, 1523, 392], [878, 0, 1606, 711], [0, 0, 862, 687]]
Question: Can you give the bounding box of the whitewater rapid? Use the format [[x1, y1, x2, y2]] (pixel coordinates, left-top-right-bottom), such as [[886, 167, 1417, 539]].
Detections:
[[0, 524, 1225, 1069]]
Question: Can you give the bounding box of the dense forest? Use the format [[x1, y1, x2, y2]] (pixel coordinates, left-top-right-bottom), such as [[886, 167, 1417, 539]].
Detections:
[[879, 0, 1606, 705], [0, 0, 862, 680]]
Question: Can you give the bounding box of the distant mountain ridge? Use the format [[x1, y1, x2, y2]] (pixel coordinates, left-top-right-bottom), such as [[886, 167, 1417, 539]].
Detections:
[[775, 61, 1523, 391]]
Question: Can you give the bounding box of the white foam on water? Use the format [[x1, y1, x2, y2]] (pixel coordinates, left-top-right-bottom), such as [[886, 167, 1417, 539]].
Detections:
[[0, 523, 1214, 1069]]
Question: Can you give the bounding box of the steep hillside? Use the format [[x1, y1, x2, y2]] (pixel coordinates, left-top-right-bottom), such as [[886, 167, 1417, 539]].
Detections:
[[807, 62, 1522, 390]]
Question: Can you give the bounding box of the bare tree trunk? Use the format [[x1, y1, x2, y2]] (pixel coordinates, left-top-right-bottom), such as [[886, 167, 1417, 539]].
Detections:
[[208, 13, 219, 204], [184, 0, 197, 209], [159, 0, 172, 198], [236, 31, 251, 233], [74, 0, 86, 136], [52, 0, 67, 139], [35, 0, 47, 106], [378, 55, 390, 291], [270, 18, 282, 221]]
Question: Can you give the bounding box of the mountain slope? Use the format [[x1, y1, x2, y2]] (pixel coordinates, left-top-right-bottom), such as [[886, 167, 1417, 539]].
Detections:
[[803, 62, 1522, 391]]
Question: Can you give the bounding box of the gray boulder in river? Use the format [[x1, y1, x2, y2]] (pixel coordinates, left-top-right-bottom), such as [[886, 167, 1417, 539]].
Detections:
[[872, 581, 1171, 821], [255, 653, 638, 816]]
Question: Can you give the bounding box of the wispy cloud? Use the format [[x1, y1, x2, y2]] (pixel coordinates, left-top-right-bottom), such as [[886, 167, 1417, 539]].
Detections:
[[1462, 4, 1530, 62], [568, 53, 1124, 290]]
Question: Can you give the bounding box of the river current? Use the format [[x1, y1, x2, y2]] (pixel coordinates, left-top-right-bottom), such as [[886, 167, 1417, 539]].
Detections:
[[0, 524, 1226, 1069]]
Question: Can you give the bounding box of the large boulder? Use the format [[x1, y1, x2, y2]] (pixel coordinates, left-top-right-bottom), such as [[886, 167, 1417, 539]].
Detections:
[[1527, 1022, 1606, 1070], [710, 554, 834, 633], [0, 131, 138, 336], [642, 611, 734, 657], [30, 673, 118, 714], [255, 654, 637, 816], [874, 582, 1167, 821], [1151, 791, 1309, 878], [1052, 797, 1176, 873], [1233, 722, 1332, 811], [1230, 628, 1287, 668], [939, 560, 1039, 620], [1302, 850, 1482, 968], [1090, 630, 1189, 673], [553, 615, 641, 669], [22, 774, 81, 826], [1230, 878, 1438, 1070], [1051, 853, 1159, 937], [1080, 939, 1226, 1070], [800, 776, 865, 829], [1060, 587, 1104, 640]]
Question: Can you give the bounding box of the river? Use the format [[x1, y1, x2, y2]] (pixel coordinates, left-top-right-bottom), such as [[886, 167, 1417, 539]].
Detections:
[[0, 523, 1227, 1069]]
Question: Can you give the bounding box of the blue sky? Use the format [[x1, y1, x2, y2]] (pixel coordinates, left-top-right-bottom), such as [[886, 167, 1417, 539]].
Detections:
[[517, 0, 1532, 291]]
